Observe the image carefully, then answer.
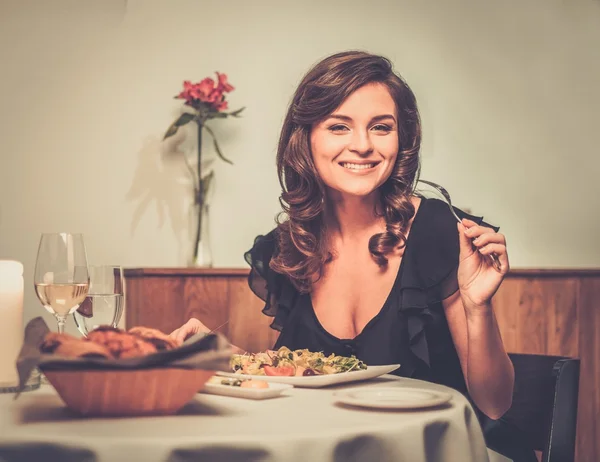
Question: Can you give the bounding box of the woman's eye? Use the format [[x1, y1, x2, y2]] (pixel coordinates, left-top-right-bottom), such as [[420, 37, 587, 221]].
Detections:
[[328, 124, 349, 132], [372, 124, 392, 132]]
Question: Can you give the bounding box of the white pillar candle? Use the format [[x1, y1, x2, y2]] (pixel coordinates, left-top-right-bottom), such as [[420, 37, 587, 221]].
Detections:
[[0, 260, 24, 388]]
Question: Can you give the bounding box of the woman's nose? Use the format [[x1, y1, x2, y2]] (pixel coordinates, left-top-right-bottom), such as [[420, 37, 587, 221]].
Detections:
[[348, 130, 373, 155]]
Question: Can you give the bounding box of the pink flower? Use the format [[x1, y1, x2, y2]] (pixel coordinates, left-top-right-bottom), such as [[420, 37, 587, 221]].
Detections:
[[204, 88, 220, 103], [196, 78, 215, 101], [216, 72, 234, 92], [213, 99, 228, 111], [177, 80, 196, 102], [176, 73, 235, 112]]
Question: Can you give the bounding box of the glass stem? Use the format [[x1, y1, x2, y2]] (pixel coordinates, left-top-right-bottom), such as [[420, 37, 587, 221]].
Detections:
[[56, 315, 67, 334]]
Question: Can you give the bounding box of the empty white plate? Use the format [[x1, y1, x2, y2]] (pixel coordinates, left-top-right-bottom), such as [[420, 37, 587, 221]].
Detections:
[[334, 387, 452, 410]]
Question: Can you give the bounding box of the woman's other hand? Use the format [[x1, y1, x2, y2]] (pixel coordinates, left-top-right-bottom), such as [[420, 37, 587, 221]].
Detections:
[[169, 318, 210, 345], [457, 218, 510, 310]]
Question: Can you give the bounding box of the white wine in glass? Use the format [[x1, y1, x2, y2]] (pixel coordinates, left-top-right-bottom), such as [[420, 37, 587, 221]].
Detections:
[[34, 233, 89, 334]]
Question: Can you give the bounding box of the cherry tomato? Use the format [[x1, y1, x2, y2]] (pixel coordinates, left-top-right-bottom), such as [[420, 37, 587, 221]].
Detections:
[[263, 365, 295, 376]]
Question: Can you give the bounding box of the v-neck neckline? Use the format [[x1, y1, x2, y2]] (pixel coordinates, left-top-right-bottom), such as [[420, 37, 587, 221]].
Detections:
[[307, 197, 427, 343]]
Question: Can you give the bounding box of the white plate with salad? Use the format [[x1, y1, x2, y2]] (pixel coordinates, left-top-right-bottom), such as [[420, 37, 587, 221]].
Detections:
[[217, 347, 400, 388]]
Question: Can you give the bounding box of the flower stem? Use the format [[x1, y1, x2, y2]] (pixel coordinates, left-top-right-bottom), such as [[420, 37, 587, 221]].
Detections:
[[197, 122, 203, 193], [193, 123, 203, 262]]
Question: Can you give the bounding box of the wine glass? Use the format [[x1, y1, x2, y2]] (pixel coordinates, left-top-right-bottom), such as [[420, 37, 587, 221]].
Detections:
[[73, 265, 124, 336], [34, 233, 89, 334]]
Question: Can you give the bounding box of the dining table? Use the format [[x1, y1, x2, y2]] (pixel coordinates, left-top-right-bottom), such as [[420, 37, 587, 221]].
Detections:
[[0, 374, 510, 462]]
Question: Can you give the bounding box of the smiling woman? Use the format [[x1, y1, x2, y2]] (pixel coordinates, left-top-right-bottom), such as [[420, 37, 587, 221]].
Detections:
[[311, 85, 399, 198], [172, 51, 535, 462], [270, 53, 421, 290]]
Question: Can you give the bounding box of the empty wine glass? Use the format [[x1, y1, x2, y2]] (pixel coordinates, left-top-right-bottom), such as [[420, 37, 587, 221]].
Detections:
[[34, 233, 89, 334], [73, 265, 124, 336]]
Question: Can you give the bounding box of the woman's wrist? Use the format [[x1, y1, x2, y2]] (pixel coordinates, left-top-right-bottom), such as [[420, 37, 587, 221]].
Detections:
[[461, 297, 493, 318]]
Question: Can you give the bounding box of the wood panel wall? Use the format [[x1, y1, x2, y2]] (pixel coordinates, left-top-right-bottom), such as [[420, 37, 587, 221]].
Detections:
[[492, 270, 599, 462], [124, 268, 278, 354], [124, 267, 600, 462]]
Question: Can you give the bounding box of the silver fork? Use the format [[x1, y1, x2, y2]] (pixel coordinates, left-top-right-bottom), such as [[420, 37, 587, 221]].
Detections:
[[207, 320, 229, 335], [206, 320, 250, 356], [417, 180, 502, 272]]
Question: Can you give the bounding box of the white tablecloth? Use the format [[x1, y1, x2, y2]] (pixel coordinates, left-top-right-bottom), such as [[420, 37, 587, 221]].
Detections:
[[0, 375, 509, 462]]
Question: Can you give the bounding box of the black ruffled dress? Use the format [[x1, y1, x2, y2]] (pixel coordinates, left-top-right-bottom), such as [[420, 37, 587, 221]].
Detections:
[[244, 198, 536, 462]]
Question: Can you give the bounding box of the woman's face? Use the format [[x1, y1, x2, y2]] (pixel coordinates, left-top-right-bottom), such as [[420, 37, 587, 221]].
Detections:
[[310, 82, 398, 199]]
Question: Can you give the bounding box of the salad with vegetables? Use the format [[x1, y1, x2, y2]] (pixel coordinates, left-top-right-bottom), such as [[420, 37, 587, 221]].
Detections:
[[230, 346, 367, 377]]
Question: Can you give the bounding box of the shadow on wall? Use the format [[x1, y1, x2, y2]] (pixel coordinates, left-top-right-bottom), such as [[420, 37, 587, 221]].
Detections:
[[125, 132, 194, 263]]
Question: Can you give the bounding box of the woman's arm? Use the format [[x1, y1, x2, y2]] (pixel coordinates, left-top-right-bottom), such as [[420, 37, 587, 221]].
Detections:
[[443, 218, 515, 419], [443, 292, 514, 419]]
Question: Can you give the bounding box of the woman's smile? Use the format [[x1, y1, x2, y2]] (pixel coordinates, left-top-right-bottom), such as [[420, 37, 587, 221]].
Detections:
[[338, 160, 381, 173]]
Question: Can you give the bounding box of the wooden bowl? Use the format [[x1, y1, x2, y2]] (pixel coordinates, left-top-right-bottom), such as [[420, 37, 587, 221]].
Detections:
[[43, 368, 214, 417]]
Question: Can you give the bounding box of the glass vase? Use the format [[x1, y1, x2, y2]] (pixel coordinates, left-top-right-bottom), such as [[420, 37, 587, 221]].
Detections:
[[190, 200, 213, 267]]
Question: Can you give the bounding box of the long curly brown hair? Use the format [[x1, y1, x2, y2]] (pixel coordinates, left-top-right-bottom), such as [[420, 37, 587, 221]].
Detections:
[[270, 51, 422, 293]]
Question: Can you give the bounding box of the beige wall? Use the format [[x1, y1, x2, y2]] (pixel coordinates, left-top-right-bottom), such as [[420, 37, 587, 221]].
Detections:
[[1, 0, 599, 329]]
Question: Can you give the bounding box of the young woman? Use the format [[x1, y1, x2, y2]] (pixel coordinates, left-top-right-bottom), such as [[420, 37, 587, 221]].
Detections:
[[171, 51, 535, 461]]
